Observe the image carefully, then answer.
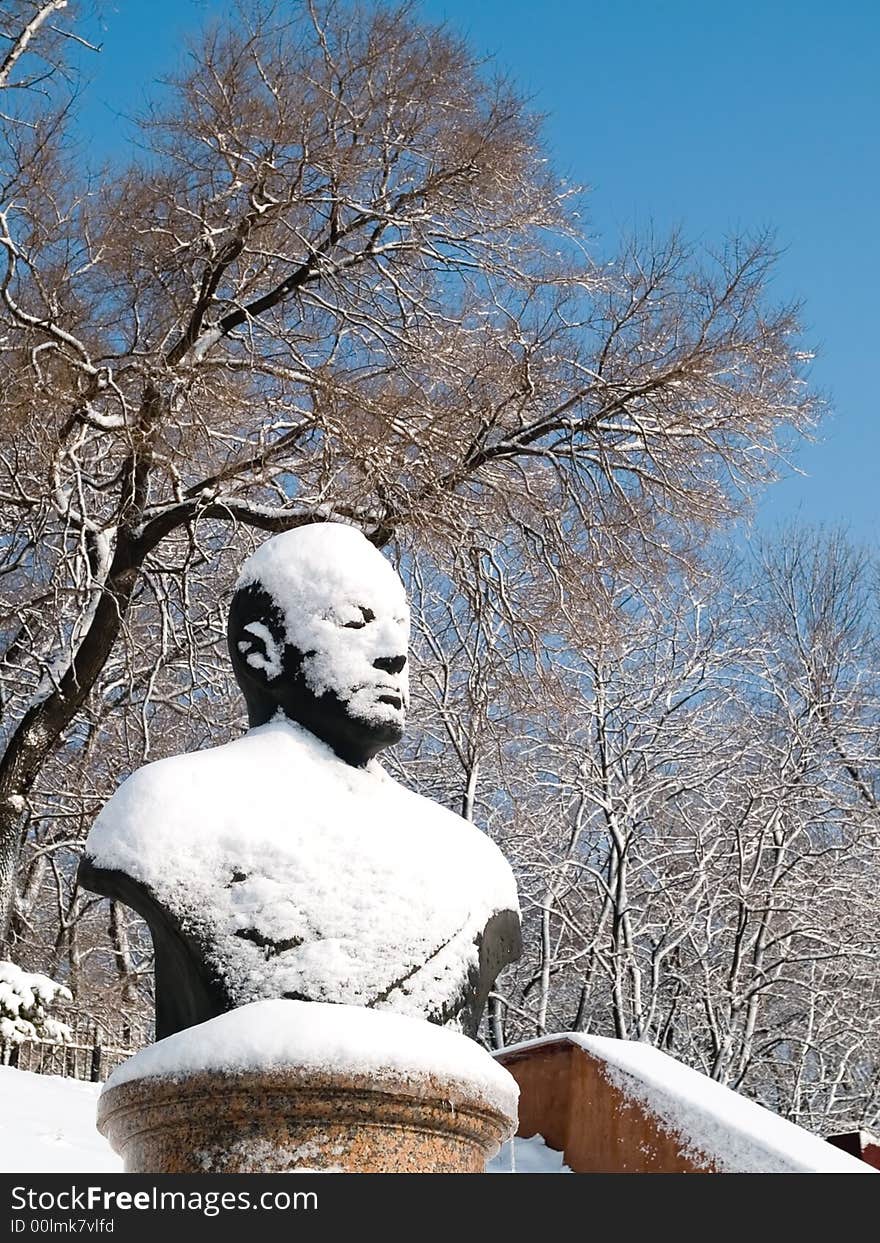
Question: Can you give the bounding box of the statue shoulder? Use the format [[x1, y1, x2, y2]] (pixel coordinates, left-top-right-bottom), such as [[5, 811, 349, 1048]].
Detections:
[[83, 722, 316, 877], [83, 733, 251, 872], [376, 770, 519, 910], [98, 739, 227, 810]]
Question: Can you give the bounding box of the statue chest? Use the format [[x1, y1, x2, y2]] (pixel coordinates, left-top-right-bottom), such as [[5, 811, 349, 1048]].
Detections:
[[163, 779, 498, 1017], [86, 726, 517, 1024]]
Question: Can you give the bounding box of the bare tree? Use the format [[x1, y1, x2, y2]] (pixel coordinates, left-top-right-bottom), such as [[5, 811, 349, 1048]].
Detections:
[[1, 2, 820, 1068], [0, 2, 94, 96], [0, 0, 817, 946], [465, 530, 880, 1132]]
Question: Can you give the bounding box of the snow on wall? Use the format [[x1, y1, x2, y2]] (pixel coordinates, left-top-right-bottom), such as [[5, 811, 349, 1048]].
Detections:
[[104, 998, 518, 1119], [85, 717, 518, 1023], [502, 1033, 875, 1174]]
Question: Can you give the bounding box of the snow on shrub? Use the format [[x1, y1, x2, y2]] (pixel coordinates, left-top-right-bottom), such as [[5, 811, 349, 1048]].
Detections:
[[0, 961, 72, 1045]]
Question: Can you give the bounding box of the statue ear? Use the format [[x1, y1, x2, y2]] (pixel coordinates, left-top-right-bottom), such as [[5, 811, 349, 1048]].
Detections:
[[236, 620, 284, 682]]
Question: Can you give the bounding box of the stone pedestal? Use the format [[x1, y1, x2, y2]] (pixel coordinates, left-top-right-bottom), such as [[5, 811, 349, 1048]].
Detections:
[[97, 1000, 518, 1174]]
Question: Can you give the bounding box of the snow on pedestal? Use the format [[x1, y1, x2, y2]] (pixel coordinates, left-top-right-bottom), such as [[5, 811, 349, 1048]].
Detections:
[[97, 999, 519, 1174]]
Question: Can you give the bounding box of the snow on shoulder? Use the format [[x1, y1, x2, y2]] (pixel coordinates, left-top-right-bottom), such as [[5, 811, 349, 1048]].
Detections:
[[104, 999, 518, 1118]]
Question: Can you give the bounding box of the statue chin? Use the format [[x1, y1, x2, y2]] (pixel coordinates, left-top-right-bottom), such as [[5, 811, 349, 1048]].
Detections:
[[347, 705, 406, 744], [291, 701, 404, 767]]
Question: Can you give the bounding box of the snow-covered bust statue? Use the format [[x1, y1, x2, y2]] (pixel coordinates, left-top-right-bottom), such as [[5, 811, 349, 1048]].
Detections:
[[78, 524, 521, 1041]]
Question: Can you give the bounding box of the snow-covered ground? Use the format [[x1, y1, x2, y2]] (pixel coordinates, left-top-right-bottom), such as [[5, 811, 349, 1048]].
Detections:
[[0, 1066, 121, 1173], [486, 1135, 571, 1173], [0, 1065, 562, 1174]]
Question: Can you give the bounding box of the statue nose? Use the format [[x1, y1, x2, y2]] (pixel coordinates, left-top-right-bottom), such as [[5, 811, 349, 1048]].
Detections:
[[373, 654, 406, 675]]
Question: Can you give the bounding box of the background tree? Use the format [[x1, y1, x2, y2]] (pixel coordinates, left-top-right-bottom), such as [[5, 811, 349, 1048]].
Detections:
[[472, 530, 880, 1133], [5, 1, 864, 1136], [0, 0, 815, 942]]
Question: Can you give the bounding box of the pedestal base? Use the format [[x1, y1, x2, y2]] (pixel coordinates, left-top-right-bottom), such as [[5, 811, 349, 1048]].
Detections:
[[99, 1067, 512, 1173], [96, 1001, 518, 1174]]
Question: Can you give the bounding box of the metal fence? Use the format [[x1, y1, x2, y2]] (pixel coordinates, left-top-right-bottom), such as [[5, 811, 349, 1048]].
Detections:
[[0, 1014, 139, 1082]]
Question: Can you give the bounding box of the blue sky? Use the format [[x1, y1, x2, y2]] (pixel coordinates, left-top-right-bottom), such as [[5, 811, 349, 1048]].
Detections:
[[74, 1, 879, 541]]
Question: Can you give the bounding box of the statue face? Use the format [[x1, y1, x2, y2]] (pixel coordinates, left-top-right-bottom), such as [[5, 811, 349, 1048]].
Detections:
[[229, 525, 410, 764], [282, 579, 410, 735]]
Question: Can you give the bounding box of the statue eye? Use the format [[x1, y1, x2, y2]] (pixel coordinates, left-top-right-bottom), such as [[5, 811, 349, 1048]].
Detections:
[[342, 605, 375, 629]]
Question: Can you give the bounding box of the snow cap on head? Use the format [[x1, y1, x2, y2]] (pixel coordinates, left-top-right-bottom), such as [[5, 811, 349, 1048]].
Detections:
[[235, 523, 407, 639]]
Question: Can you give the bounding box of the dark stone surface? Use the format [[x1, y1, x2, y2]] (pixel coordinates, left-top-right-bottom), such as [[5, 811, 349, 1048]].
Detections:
[[79, 854, 521, 1040], [228, 581, 404, 767], [77, 858, 232, 1040], [78, 537, 521, 1041]]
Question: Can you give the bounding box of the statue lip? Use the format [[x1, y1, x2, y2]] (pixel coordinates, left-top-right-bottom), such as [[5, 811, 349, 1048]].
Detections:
[[351, 681, 407, 711]]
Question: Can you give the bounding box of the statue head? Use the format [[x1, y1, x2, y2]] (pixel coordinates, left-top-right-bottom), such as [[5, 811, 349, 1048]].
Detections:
[[227, 524, 410, 766]]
